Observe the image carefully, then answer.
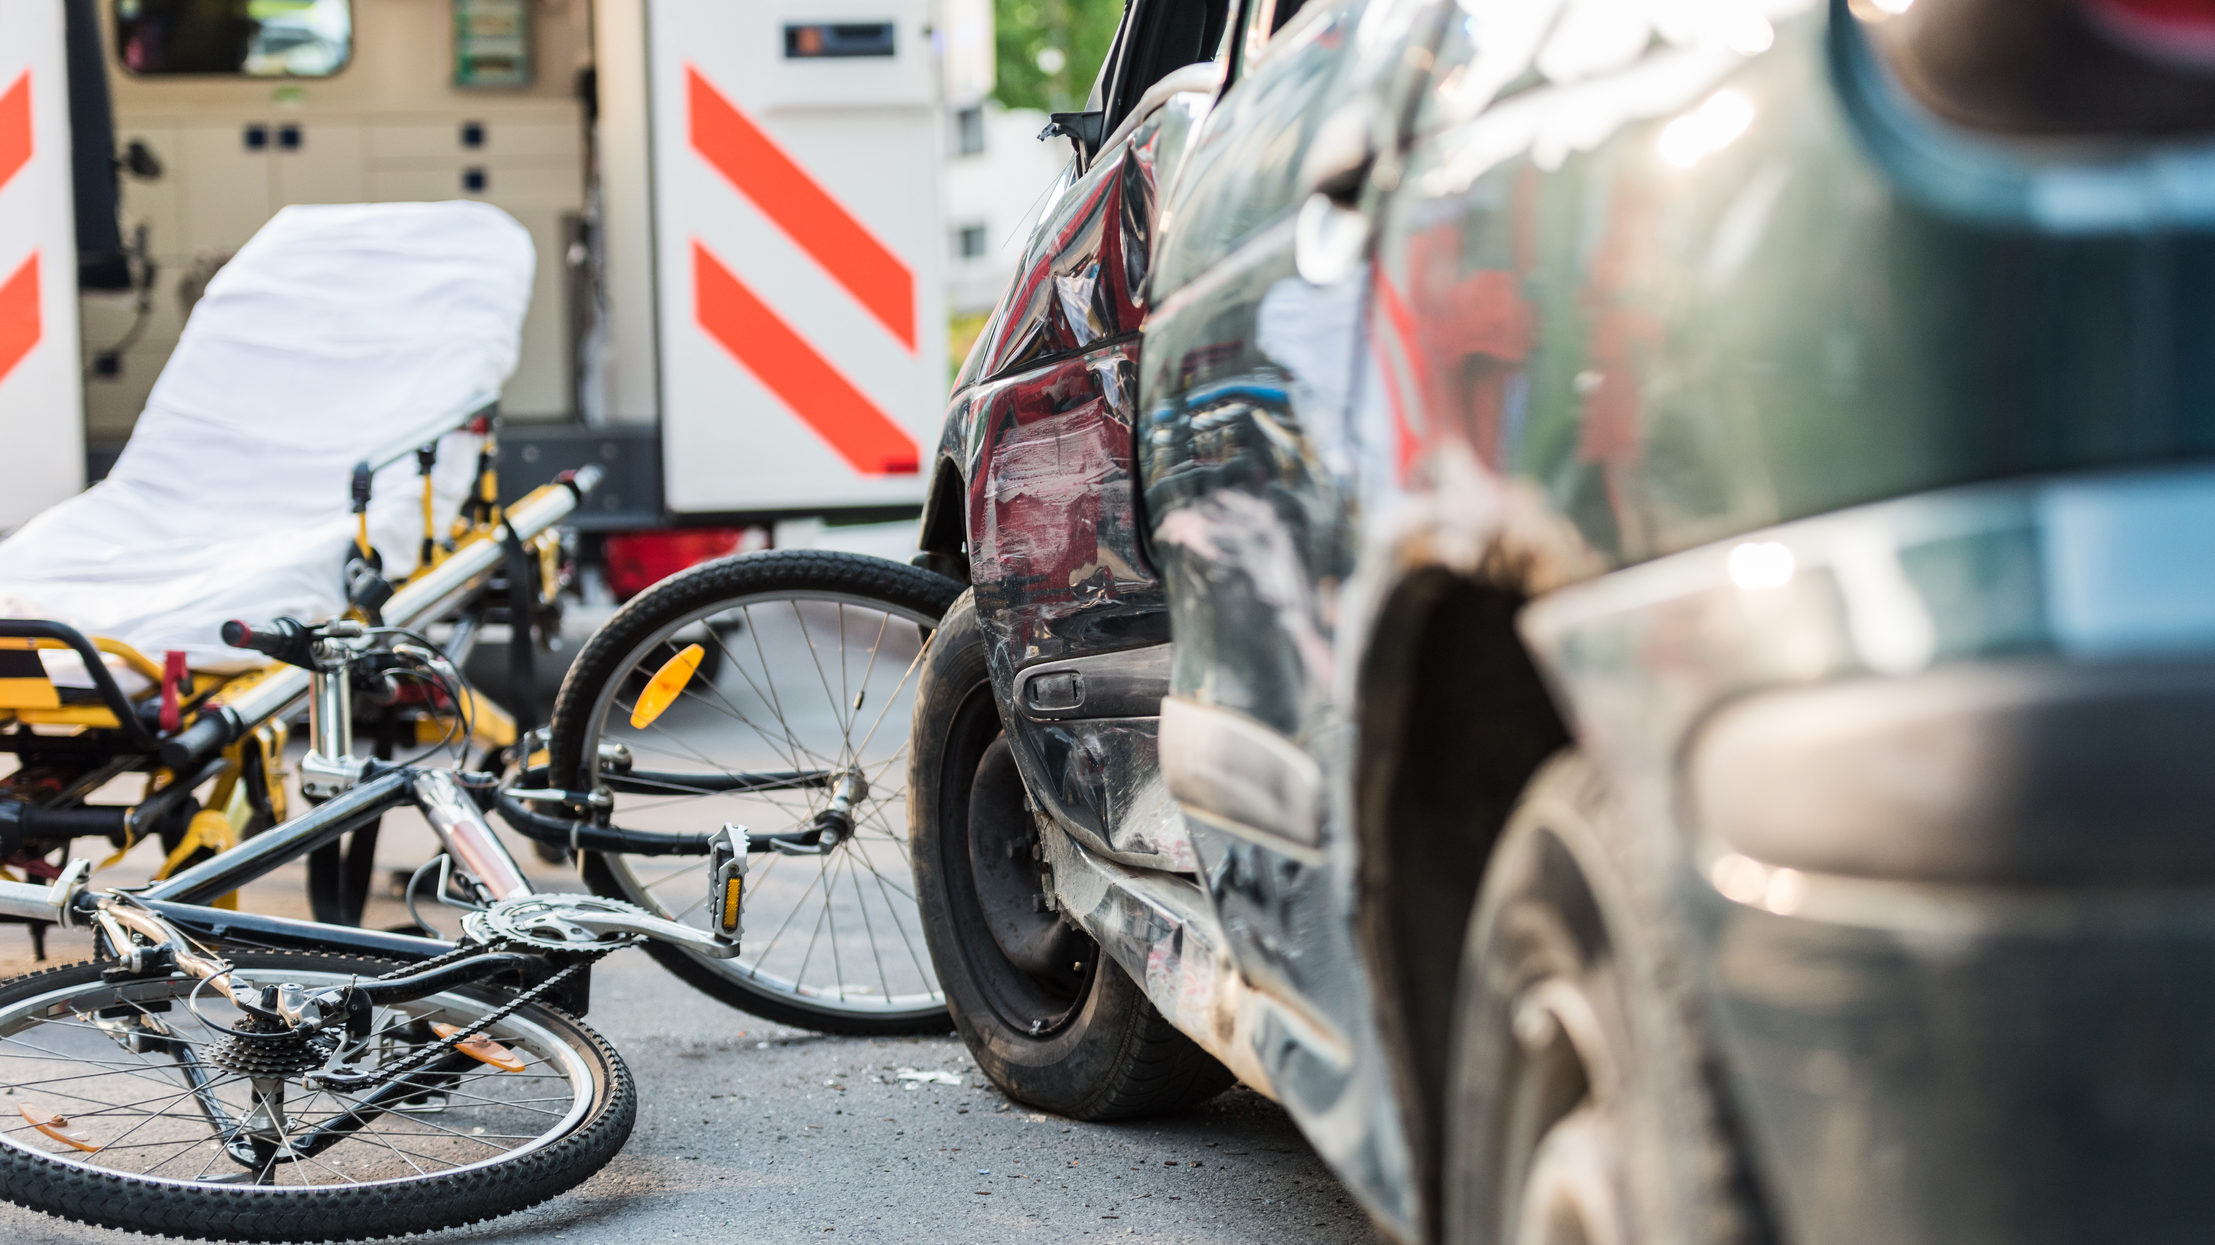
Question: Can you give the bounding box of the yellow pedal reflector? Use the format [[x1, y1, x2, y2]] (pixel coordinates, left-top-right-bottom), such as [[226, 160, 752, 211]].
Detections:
[[630, 644, 705, 729], [718, 874, 744, 935], [19, 1104, 99, 1152], [431, 1023, 526, 1072]]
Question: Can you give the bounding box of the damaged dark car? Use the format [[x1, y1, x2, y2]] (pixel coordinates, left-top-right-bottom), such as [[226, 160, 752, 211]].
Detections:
[[908, 0, 2215, 1242]]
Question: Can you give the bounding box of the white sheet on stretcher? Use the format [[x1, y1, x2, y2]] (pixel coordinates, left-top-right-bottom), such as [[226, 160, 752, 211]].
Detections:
[[0, 201, 535, 688]]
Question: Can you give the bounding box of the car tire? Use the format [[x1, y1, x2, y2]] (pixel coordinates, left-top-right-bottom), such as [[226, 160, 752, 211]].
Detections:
[[1443, 752, 1770, 1245], [910, 591, 1234, 1120]]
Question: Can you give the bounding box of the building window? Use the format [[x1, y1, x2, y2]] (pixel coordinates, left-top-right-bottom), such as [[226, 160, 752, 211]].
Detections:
[[955, 224, 989, 260], [953, 106, 986, 157], [115, 0, 353, 77]]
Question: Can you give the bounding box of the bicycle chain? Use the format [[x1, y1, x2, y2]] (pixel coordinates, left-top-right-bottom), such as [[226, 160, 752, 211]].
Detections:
[[308, 940, 610, 1093], [368, 937, 506, 982]]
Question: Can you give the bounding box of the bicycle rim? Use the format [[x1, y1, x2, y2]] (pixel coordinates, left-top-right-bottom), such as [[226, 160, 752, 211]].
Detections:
[[0, 966, 598, 1196], [578, 588, 945, 1026]]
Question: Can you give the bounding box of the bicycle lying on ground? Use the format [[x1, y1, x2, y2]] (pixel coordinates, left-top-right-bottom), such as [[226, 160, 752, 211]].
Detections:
[[0, 598, 925, 1240]]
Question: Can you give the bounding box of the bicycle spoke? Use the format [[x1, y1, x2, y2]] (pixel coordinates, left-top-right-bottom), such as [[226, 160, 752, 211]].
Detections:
[[136, 1135, 230, 1179], [844, 832, 920, 904], [719, 612, 839, 773], [825, 846, 847, 1002], [751, 854, 831, 967], [846, 848, 894, 1003], [859, 849, 939, 995], [791, 858, 834, 993], [848, 640, 930, 762], [857, 802, 920, 877], [791, 598, 851, 756], [344, 1117, 433, 1177], [851, 608, 894, 739], [71, 1079, 235, 1157]]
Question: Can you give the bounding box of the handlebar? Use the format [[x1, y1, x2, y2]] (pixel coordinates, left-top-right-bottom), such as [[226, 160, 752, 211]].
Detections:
[[221, 617, 316, 669], [165, 616, 330, 767], [163, 471, 601, 773]]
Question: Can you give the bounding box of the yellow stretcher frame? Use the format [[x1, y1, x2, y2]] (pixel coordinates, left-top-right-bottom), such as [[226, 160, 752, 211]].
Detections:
[[0, 409, 574, 894]]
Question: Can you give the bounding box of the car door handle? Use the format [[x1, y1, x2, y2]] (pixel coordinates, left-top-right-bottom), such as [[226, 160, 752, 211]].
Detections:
[[1300, 100, 1381, 207], [1295, 100, 1383, 283], [1013, 644, 1172, 721]]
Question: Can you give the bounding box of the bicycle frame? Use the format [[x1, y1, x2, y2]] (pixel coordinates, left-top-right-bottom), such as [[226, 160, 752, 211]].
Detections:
[[0, 751, 740, 1175], [0, 769, 489, 956], [0, 757, 738, 988]]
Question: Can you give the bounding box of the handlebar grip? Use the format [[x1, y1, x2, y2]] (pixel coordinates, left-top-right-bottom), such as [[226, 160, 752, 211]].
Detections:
[[159, 707, 240, 770], [560, 463, 605, 497], [221, 617, 313, 667]]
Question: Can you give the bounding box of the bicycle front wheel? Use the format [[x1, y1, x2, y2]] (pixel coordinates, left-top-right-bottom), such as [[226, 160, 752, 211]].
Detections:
[[550, 549, 960, 1035], [0, 952, 633, 1241]]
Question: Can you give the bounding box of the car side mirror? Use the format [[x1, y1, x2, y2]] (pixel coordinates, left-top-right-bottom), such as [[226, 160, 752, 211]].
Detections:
[[1039, 110, 1109, 154]]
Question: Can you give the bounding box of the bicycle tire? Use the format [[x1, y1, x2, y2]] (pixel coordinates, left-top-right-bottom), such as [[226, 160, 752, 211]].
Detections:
[[0, 951, 634, 1242], [550, 549, 961, 1035]]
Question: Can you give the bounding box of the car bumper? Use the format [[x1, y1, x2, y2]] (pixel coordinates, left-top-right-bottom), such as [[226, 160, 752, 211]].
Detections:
[[1701, 885, 2215, 1245]]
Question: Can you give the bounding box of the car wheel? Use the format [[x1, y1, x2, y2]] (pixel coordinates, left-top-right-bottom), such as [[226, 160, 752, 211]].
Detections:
[[1444, 752, 1769, 1245], [910, 591, 1234, 1120]]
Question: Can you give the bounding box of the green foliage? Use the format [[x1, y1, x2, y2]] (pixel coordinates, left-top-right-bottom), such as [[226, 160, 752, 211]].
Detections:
[[993, 0, 1125, 114]]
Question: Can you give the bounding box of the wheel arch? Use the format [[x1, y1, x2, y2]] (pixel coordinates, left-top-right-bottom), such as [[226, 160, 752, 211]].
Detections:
[[917, 455, 970, 583], [1351, 558, 1575, 1240]]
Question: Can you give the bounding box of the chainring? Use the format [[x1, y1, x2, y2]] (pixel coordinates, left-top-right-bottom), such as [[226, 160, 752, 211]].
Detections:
[[462, 893, 650, 953]]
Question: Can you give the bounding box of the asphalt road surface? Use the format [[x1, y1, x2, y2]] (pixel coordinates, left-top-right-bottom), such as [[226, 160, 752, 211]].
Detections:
[[0, 825, 1379, 1245]]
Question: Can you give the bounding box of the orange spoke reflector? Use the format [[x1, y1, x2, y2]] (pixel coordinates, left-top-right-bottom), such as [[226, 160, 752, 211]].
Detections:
[[431, 1023, 527, 1072], [630, 643, 705, 729], [19, 1103, 99, 1152]]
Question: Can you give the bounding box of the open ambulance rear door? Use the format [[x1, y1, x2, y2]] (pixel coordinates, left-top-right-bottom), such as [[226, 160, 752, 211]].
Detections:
[[0, 5, 87, 530]]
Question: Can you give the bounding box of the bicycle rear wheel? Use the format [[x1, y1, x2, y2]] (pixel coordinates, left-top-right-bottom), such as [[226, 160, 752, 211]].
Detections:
[[550, 549, 960, 1035], [0, 952, 632, 1241]]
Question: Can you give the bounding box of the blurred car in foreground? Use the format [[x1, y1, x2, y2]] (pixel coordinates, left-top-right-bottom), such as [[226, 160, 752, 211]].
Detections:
[[911, 0, 2215, 1241]]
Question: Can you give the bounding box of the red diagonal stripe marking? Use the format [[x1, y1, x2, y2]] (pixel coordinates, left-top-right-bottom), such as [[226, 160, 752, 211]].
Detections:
[[0, 72, 30, 193], [693, 243, 919, 476], [0, 254, 40, 385], [688, 67, 916, 353]]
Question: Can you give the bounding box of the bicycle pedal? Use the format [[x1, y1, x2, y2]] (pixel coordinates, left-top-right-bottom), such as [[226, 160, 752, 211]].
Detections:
[[708, 824, 748, 944]]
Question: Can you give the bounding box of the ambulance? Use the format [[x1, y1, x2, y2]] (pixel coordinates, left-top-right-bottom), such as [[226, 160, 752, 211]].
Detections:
[[0, 0, 992, 546]]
